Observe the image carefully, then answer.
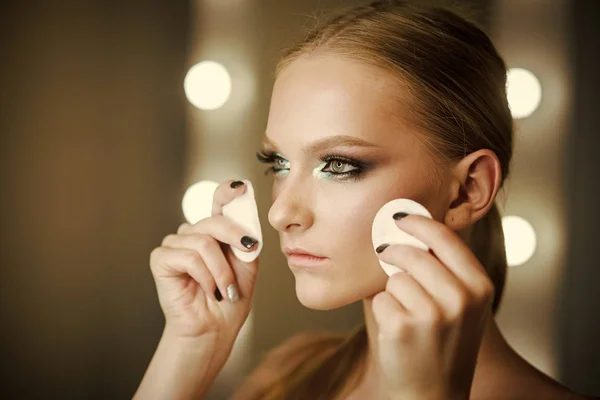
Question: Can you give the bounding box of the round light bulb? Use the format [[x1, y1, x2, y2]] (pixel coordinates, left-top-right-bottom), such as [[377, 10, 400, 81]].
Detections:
[[184, 61, 231, 110], [506, 68, 542, 119], [182, 180, 219, 224], [502, 215, 537, 266]]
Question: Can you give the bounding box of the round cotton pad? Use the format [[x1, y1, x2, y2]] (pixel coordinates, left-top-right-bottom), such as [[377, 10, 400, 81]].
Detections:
[[371, 198, 432, 276], [222, 179, 263, 263]]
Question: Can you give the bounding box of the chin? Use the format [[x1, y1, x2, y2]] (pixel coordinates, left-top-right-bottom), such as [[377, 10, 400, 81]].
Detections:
[[292, 272, 378, 310]]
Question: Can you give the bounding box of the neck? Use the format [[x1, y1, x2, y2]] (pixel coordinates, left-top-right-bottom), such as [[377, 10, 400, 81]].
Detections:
[[357, 296, 511, 399]]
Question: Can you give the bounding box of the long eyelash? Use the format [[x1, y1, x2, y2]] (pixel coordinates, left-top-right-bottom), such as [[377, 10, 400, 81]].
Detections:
[[255, 150, 283, 176], [319, 152, 368, 177], [255, 150, 274, 163], [255, 149, 369, 179]]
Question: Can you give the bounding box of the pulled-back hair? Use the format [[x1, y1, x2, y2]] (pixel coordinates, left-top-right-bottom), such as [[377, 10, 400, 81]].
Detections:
[[234, 1, 513, 399]]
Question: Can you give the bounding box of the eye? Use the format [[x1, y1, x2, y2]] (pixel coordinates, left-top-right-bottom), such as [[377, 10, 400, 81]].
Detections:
[[323, 160, 357, 174], [256, 149, 369, 181], [274, 157, 289, 169], [255, 150, 290, 175]]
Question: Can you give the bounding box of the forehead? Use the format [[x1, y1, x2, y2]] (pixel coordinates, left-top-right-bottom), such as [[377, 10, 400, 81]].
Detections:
[[266, 54, 411, 146]]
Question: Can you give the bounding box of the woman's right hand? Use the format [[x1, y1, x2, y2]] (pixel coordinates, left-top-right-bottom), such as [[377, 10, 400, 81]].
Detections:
[[149, 179, 260, 343]]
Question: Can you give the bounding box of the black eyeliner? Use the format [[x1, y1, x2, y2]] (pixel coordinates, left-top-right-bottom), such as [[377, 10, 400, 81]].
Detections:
[[255, 148, 371, 179], [256, 149, 287, 176]]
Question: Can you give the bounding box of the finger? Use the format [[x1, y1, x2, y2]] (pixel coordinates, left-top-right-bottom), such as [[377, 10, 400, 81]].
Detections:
[[177, 223, 191, 234], [150, 246, 218, 301], [212, 179, 247, 216], [162, 234, 239, 303], [385, 271, 440, 321], [371, 291, 410, 340], [377, 244, 467, 317], [394, 215, 489, 290], [177, 214, 259, 255]]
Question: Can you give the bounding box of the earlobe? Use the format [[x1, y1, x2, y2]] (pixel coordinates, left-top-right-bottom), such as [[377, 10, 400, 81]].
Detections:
[[444, 150, 502, 230]]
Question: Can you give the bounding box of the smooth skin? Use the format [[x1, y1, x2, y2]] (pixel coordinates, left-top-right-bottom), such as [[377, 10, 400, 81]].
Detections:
[[371, 216, 495, 399], [136, 52, 594, 399], [263, 53, 590, 399], [134, 180, 260, 399]]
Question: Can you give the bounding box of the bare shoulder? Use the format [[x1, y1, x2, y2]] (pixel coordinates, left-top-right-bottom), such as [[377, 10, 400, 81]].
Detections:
[[231, 330, 345, 400], [512, 367, 596, 400], [472, 347, 598, 400], [472, 371, 596, 400], [527, 381, 599, 400]]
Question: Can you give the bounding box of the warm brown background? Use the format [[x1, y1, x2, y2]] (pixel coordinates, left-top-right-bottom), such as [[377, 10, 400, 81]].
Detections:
[[0, 0, 598, 399]]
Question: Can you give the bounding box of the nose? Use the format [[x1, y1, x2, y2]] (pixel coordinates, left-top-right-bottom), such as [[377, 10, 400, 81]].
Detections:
[[268, 178, 314, 233]]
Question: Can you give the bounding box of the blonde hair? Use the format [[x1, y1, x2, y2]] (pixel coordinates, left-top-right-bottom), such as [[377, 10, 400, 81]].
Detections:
[[234, 1, 512, 398]]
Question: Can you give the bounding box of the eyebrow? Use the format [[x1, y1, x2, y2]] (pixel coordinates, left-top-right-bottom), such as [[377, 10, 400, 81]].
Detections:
[[261, 134, 383, 153]]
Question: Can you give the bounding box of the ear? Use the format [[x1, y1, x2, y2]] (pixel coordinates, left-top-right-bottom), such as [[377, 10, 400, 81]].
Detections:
[[444, 149, 502, 231]]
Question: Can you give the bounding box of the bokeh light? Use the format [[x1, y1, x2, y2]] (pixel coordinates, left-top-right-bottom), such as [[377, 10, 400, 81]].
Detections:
[[182, 180, 219, 224], [502, 215, 538, 266], [506, 67, 542, 119], [184, 61, 231, 110]]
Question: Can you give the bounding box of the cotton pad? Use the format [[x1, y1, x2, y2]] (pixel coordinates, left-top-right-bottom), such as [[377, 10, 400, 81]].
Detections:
[[222, 180, 263, 262], [371, 198, 432, 276]]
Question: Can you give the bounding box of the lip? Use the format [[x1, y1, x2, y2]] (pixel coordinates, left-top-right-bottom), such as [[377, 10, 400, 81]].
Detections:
[[283, 246, 326, 258], [283, 247, 328, 268], [287, 253, 329, 268]]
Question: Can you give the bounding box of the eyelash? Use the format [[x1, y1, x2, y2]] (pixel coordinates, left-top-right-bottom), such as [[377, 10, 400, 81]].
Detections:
[[255, 150, 367, 179]]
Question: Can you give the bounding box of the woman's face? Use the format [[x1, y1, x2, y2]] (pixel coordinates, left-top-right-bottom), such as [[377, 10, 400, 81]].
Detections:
[[262, 53, 453, 310]]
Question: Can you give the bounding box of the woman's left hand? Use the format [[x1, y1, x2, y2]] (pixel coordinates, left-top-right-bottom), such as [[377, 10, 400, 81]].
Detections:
[[372, 214, 495, 400]]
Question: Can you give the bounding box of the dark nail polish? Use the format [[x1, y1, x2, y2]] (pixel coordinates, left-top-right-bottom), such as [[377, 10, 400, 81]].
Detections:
[[241, 236, 258, 249], [214, 288, 223, 302], [393, 212, 409, 220], [230, 181, 244, 189], [376, 243, 390, 254]]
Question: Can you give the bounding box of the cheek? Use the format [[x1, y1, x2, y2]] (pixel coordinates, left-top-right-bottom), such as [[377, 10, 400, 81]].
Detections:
[[319, 192, 380, 253], [394, 176, 449, 222], [380, 170, 447, 219]]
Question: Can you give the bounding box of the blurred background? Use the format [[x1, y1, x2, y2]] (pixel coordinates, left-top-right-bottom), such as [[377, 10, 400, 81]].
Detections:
[[0, 0, 598, 398]]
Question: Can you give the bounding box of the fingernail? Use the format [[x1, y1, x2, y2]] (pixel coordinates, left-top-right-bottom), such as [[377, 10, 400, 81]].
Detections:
[[227, 283, 240, 303], [393, 212, 409, 220], [241, 236, 258, 249], [214, 288, 223, 302], [230, 180, 244, 189], [375, 243, 390, 254]]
